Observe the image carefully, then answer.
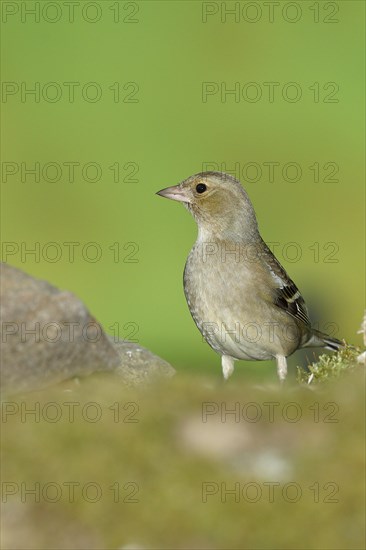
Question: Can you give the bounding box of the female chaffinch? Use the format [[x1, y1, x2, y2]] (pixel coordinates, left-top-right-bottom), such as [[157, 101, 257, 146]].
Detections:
[[157, 172, 343, 381]]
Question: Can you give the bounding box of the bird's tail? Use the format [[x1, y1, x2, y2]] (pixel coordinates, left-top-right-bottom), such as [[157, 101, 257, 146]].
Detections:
[[306, 329, 345, 351]]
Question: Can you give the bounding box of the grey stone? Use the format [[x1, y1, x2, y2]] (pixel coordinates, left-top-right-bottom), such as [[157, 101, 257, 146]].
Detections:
[[110, 338, 175, 386], [0, 263, 174, 394]]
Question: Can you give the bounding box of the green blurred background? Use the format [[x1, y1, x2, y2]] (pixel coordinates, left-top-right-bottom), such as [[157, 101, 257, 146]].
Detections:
[[1, 0, 365, 378]]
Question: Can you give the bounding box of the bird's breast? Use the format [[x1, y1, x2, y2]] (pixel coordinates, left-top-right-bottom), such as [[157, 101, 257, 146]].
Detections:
[[183, 241, 300, 360], [184, 242, 263, 357]]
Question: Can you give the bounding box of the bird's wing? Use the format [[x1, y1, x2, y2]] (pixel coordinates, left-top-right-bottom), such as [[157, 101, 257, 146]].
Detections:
[[260, 242, 311, 327]]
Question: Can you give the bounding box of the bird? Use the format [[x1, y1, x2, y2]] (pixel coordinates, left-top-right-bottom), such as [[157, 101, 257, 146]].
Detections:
[[156, 171, 344, 382]]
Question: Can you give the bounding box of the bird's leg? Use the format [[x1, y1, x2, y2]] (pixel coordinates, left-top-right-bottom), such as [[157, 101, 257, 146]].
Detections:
[[276, 355, 287, 383], [222, 355, 235, 380]]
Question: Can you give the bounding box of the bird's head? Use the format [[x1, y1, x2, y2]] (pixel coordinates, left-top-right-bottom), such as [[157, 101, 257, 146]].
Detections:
[[157, 171, 259, 241]]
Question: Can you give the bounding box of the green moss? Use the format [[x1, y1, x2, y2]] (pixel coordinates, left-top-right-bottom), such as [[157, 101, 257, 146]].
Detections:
[[1, 369, 365, 549], [297, 346, 362, 384]]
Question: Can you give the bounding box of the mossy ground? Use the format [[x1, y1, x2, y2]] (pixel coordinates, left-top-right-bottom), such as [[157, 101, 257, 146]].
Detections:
[[297, 345, 362, 385], [1, 354, 365, 550]]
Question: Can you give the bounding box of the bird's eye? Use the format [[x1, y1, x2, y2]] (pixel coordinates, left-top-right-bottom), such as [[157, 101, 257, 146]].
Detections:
[[196, 183, 207, 194]]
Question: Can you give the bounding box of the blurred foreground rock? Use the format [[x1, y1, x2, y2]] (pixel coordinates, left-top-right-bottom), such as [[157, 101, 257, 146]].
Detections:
[[0, 263, 174, 394]]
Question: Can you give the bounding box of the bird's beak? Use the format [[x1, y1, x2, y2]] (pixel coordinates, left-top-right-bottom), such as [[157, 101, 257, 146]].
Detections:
[[156, 185, 190, 204]]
